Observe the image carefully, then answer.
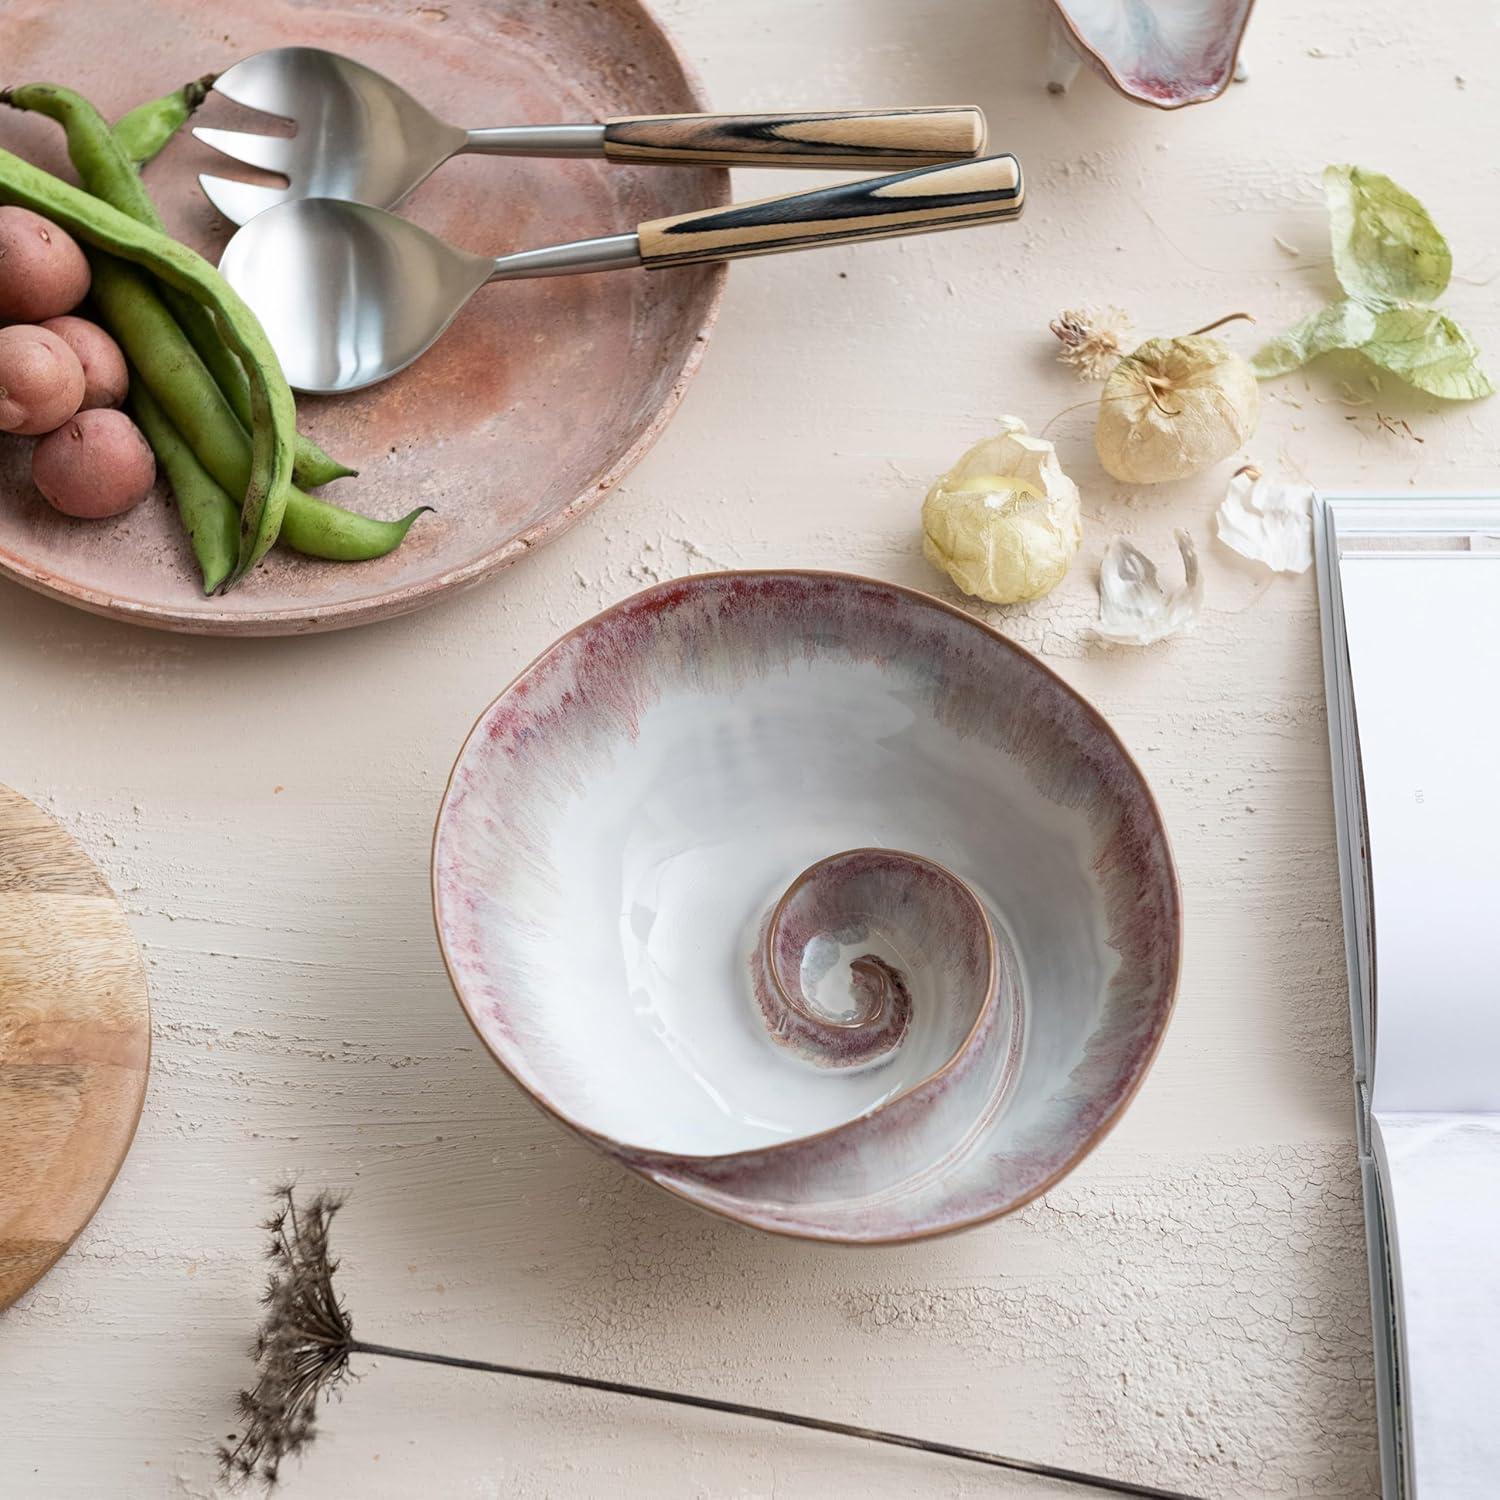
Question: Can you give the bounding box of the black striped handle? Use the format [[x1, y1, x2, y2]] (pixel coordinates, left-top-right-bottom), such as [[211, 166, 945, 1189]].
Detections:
[[636, 155, 1023, 268], [602, 108, 986, 169]]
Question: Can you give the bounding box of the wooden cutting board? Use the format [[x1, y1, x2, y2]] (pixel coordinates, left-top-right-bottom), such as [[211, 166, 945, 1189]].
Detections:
[[0, 785, 149, 1309]]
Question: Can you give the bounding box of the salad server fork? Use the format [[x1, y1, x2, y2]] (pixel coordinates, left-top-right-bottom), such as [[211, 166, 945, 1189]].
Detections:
[[195, 46, 987, 225]]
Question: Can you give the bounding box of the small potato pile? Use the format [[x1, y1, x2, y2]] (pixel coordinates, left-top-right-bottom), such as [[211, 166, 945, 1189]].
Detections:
[[0, 203, 155, 517]]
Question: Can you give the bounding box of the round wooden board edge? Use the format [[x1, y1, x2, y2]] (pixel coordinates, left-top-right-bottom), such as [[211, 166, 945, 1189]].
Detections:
[[0, 784, 151, 1311]]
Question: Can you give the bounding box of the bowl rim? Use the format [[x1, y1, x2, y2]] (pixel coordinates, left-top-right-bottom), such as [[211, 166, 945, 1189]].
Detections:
[[430, 568, 1183, 1243]]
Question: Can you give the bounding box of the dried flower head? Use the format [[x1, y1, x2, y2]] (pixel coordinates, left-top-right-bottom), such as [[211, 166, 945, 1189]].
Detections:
[[219, 1187, 355, 1488], [211, 1189, 1193, 1499], [1050, 304, 1133, 380]]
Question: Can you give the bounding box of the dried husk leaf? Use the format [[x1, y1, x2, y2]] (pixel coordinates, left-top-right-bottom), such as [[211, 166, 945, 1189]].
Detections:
[[1252, 296, 1493, 398], [1096, 335, 1259, 483], [1324, 164, 1452, 304], [922, 417, 1082, 604], [1252, 164, 1491, 400], [1251, 298, 1379, 378], [1357, 305, 1494, 399]]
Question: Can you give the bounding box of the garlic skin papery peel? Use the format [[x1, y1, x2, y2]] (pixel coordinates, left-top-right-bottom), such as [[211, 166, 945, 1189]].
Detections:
[[1096, 335, 1259, 484], [1095, 529, 1202, 646], [1214, 468, 1314, 574], [922, 417, 1083, 605]]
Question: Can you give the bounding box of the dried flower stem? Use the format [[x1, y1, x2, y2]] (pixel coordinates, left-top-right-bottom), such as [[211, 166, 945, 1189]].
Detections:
[[222, 1189, 1200, 1500], [345, 1339, 1197, 1499], [1136, 368, 1183, 417], [1184, 312, 1255, 337]]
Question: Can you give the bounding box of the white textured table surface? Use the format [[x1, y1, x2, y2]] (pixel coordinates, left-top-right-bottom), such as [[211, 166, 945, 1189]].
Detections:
[[4, 2, 1496, 1495]]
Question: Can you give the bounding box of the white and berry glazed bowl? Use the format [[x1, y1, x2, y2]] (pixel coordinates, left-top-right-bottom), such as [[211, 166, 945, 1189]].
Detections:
[[433, 570, 1181, 1243]]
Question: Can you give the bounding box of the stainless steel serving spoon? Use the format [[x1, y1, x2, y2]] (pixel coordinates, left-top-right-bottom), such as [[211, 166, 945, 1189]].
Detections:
[[218, 154, 1024, 394], [195, 46, 988, 226]]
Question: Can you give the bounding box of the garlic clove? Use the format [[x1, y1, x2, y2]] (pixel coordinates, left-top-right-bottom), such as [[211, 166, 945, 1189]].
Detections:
[[1214, 468, 1315, 574]]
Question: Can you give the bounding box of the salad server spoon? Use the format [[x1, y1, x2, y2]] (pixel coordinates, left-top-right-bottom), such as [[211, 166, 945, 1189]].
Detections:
[[217, 154, 1024, 394]]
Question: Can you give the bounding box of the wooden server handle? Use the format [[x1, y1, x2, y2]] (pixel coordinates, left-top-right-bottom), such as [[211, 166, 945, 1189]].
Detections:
[[602, 107, 986, 169], [636, 154, 1023, 268]]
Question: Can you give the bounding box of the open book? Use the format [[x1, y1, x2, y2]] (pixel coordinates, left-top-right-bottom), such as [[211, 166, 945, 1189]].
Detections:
[[1315, 494, 1500, 1500]]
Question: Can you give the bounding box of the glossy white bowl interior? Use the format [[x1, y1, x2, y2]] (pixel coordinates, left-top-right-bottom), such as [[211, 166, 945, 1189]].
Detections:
[[467, 659, 1090, 1156]]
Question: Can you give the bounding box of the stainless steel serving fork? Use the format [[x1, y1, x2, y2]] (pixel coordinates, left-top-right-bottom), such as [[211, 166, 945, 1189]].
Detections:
[[195, 47, 988, 226]]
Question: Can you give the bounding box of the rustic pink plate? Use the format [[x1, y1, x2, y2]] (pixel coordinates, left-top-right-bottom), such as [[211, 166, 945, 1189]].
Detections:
[[0, 0, 725, 634]]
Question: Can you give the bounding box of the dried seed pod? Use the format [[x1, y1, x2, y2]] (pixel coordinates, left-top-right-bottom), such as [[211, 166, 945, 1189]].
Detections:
[[1096, 334, 1259, 483], [921, 416, 1082, 604]]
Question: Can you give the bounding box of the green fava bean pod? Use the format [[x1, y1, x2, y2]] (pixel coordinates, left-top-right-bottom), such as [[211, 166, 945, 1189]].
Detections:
[[278, 488, 431, 562], [4, 80, 356, 490], [165, 297, 358, 489], [0, 145, 293, 583], [111, 74, 216, 170], [92, 256, 428, 562], [3, 83, 161, 229], [89, 256, 243, 484], [128, 377, 238, 594]]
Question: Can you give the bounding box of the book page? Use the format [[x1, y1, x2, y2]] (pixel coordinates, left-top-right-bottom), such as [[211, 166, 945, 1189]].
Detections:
[[1338, 555, 1500, 1113], [1373, 1113, 1500, 1498]]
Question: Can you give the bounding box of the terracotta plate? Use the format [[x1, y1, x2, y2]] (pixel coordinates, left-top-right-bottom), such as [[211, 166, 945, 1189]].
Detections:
[[0, 0, 725, 634], [0, 785, 150, 1308]]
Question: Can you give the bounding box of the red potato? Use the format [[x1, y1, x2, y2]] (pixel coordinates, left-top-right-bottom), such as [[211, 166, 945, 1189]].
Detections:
[[0, 323, 86, 435], [0, 206, 91, 322], [32, 407, 156, 519], [40, 316, 128, 409]]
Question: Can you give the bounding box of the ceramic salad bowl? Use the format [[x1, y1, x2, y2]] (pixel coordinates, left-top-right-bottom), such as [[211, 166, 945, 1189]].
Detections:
[[433, 571, 1180, 1242]]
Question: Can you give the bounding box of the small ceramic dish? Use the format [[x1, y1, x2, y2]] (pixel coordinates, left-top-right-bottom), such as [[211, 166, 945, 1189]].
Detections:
[[434, 571, 1181, 1243], [1046, 0, 1255, 109]]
